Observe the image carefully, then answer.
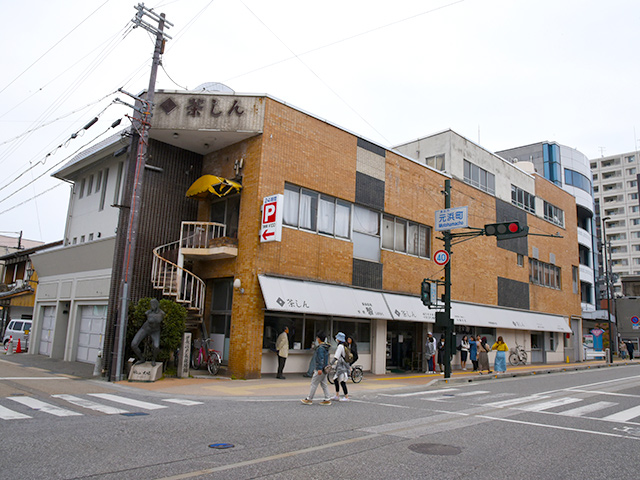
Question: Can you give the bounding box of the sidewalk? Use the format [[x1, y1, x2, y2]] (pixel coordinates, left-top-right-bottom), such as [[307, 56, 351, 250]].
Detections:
[[2, 352, 638, 398]]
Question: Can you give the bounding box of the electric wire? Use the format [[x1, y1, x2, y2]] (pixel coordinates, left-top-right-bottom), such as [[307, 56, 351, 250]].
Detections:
[[0, 183, 67, 217], [0, 124, 123, 207], [0, 0, 113, 96]]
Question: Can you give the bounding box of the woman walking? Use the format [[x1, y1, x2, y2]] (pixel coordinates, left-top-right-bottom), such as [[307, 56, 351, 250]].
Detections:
[[459, 335, 470, 370], [469, 336, 478, 372], [332, 332, 351, 401], [492, 336, 509, 373], [437, 336, 446, 374], [477, 336, 492, 375]]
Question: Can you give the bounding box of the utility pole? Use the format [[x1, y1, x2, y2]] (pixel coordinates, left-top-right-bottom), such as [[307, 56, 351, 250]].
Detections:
[[111, 4, 173, 381], [442, 180, 453, 378]]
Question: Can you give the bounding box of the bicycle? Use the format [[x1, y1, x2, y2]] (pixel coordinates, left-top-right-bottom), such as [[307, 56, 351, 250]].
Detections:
[[326, 364, 363, 384], [191, 338, 222, 375], [509, 344, 528, 366]]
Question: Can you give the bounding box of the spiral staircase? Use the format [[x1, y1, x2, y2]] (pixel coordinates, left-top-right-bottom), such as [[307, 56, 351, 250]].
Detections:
[[151, 221, 238, 329]]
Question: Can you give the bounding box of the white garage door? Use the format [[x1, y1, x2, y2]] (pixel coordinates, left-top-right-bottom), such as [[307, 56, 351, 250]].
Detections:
[[39, 306, 55, 356], [76, 305, 107, 364]]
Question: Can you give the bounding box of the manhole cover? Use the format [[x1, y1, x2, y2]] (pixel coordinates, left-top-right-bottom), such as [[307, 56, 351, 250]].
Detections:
[[409, 443, 462, 456]]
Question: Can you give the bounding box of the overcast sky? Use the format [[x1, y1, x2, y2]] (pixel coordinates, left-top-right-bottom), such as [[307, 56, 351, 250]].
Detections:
[[1, 0, 639, 244]]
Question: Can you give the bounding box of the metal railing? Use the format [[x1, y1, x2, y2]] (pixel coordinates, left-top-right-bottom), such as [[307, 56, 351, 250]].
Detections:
[[151, 239, 205, 316], [180, 221, 227, 249]]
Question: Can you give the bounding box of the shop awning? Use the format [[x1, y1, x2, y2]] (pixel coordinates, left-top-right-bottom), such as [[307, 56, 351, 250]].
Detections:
[[451, 302, 571, 333], [186, 175, 242, 198], [257, 275, 571, 332], [258, 275, 392, 320]]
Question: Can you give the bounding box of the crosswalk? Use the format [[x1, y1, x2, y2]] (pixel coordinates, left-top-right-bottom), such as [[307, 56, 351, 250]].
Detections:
[[0, 393, 203, 421], [391, 387, 640, 425]]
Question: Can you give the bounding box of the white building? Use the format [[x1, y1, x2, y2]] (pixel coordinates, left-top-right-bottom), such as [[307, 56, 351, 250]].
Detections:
[[28, 132, 129, 364], [590, 151, 640, 296]]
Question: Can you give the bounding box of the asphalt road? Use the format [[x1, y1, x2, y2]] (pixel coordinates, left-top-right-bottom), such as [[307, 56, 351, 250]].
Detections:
[[2, 362, 640, 479]]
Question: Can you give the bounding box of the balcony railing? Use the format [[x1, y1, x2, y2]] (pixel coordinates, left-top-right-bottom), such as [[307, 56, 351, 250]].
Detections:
[[180, 221, 238, 259]]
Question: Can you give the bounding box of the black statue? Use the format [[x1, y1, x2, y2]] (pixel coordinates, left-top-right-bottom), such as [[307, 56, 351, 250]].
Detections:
[[131, 298, 165, 366]]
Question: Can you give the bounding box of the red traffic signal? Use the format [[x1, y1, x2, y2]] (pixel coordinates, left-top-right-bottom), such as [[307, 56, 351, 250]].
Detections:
[[484, 221, 528, 239]]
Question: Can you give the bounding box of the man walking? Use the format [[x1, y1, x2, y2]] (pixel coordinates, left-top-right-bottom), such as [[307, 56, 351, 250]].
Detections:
[[301, 332, 332, 405], [276, 326, 289, 379]]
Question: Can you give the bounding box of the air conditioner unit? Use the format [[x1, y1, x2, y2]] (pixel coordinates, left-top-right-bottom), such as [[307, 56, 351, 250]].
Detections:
[[14, 279, 24, 288]]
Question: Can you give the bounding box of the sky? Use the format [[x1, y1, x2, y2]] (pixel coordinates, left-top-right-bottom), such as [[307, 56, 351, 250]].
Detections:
[[1, 0, 640, 245]]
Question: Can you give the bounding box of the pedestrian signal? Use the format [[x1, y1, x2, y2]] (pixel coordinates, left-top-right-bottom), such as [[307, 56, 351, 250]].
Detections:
[[421, 279, 431, 306]]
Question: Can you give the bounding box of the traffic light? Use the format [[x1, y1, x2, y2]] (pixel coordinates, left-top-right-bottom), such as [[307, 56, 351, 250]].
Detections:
[[420, 279, 430, 306], [484, 221, 528, 240]]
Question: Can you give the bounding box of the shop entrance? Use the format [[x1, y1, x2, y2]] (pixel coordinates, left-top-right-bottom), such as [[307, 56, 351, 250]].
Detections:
[[386, 321, 423, 372]]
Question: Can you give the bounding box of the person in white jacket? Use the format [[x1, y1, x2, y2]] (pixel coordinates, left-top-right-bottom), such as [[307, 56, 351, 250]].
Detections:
[[332, 332, 351, 401]]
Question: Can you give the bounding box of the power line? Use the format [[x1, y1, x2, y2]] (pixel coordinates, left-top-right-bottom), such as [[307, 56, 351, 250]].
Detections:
[[0, 183, 68, 217], [0, 0, 113, 96]]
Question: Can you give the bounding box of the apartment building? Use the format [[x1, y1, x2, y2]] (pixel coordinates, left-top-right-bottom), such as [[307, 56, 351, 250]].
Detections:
[[590, 151, 640, 296]]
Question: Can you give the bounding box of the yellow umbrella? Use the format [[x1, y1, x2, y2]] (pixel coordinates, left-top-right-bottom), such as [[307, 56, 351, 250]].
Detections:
[[186, 175, 242, 198]]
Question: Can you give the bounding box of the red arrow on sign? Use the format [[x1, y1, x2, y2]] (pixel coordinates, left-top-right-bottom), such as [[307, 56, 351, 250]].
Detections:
[[261, 230, 275, 241]]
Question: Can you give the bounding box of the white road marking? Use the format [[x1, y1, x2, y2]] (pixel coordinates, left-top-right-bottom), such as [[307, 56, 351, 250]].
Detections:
[[88, 393, 167, 410], [516, 397, 582, 412], [483, 394, 549, 408], [560, 401, 618, 417], [0, 404, 31, 420], [456, 390, 491, 396], [161, 398, 203, 406], [602, 405, 640, 423], [380, 388, 458, 397], [9, 397, 82, 417], [52, 394, 129, 414]]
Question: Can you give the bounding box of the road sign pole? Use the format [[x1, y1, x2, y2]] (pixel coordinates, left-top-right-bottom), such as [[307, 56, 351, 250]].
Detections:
[[443, 179, 453, 379]]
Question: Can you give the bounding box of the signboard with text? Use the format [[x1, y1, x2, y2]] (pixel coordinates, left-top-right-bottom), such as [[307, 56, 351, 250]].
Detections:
[[435, 206, 468, 231], [260, 194, 283, 242]]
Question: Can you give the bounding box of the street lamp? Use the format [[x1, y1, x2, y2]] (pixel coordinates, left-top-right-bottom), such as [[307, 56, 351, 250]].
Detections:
[[601, 216, 614, 362]]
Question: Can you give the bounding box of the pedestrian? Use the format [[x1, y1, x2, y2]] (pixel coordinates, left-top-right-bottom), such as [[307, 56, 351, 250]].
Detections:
[[301, 331, 332, 405], [346, 335, 359, 365], [626, 341, 635, 360], [619, 340, 628, 360], [331, 332, 351, 401], [469, 335, 479, 371], [477, 336, 492, 374], [425, 332, 437, 373], [437, 335, 446, 374], [459, 335, 470, 370], [492, 336, 509, 373], [275, 326, 289, 379], [303, 337, 319, 377]]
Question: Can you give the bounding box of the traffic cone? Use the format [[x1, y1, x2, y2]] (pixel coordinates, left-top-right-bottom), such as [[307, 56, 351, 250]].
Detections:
[[15, 338, 22, 354], [6, 336, 13, 355]]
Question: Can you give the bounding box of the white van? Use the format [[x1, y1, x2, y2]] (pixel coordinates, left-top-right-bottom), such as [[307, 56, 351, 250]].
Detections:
[[3, 319, 32, 348]]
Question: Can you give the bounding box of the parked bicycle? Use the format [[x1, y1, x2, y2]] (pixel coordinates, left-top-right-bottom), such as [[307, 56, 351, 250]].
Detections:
[[326, 364, 363, 384], [191, 338, 222, 375], [509, 344, 528, 366]]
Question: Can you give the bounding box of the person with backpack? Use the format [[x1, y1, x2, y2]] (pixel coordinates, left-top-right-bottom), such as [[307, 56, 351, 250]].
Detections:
[[331, 332, 351, 401], [301, 331, 332, 405]]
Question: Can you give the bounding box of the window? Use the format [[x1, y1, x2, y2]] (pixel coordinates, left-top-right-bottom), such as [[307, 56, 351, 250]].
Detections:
[[284, 184, 350, 239], [572, 266, 578, 294], [72, 237, 77, 245], [517, 254, 524, 267], [113, 161, 124, 205], [87, 175, 94, 195], [530, 258, 561, 289], [382, 214, 431, 258], [88, 233, 94, 241], [629, 180, 638, 188], [463, 159, 495, 195], [353, 205, 380, 262], [425, 154, 445, 171], [78, 179, 86, 199], [549, 332, 556, 351], [99, 168, 109, 211], [565, 168, 592, 193], [627, 155, 636, 163], [95, 171, 102, 192], [511, 185, 535, 213], [630, 193, 639, 201], [80, 235, 85, 243], [543, 201, 564, 227], [628, 168, 637, 175]]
